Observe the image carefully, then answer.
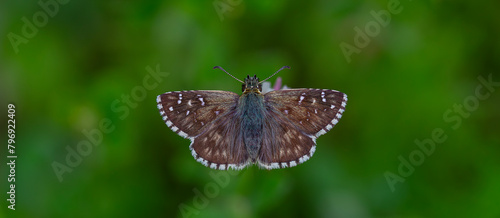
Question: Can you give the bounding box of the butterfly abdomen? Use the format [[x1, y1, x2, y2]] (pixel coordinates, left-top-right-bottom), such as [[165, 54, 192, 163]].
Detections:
[[239, 92, 265, 161]]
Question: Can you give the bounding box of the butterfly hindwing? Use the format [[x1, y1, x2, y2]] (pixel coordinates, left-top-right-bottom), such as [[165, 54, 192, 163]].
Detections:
[[258, 108, 316, 169], [189, 110, 250, 170]]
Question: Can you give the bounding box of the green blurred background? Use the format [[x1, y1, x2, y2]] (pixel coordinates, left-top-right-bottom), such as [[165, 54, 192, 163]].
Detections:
[[1, 0, 500, 217]]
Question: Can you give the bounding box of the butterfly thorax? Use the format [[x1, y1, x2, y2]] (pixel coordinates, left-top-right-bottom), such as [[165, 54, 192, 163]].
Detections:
[[238, 78, 265, 161]]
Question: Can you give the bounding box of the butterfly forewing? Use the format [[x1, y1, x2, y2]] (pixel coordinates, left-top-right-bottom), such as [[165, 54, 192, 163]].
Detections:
[[157, 90, 239, 138], [264, 89, 347, 138]]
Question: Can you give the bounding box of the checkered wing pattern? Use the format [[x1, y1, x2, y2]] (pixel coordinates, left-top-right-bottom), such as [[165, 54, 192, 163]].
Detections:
[[257, 89, 347, 169], [157, 91, 250, 170]]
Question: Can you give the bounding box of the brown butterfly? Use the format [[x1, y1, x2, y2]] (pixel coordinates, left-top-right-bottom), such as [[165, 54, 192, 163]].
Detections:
[[156, 66, 347, 170]]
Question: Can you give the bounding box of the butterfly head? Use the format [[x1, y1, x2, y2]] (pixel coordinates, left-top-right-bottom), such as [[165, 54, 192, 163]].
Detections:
[[213, 65, 290, 94], [243, 75, 262, 93]]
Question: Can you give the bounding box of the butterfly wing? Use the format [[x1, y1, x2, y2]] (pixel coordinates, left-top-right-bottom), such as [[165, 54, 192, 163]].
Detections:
[[157, 90, 238, 137], [188, 110, 250, 170], [258, 89, 347, 169], [157, 90, 249, 170]]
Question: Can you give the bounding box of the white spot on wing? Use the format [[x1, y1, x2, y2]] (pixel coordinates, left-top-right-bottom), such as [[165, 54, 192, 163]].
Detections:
[[199, 97, 205, 106], [310, 146, 316, 157], [284, 110, 289, 114], [342, 101, 346, 108], [332, 119, 338, 125], [210, 163, 217, 169], [310, 136, 317, 144], [171, 126, 178, 132], [270, 163, 279, 169], [197, 157, 208, 166], [316, 129, 326, 137], [188, 100, 192, 106], [160, 111, 165, 115], [325, 124, 333, 130], [186, 110, 190, 116], [299, 96, 305, 104], [289, 161, 297, 167], [178, 131, 188, 138], [169, 107, 173, 111], [166, 120, 173, 127], [299, 155, 310, 163], [157, 104, 163, 110], [219, 164, 226, 170], [331, 105, 335, 109], [281, 162, 288, 168]]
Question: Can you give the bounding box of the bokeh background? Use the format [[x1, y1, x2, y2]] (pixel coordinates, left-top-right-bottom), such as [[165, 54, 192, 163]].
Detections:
[[1, 1, 500, 217]]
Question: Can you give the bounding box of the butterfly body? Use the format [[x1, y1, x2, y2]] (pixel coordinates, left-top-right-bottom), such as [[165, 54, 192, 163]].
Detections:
[[239, 75, 265, 161], [157, 69, 347, 170]]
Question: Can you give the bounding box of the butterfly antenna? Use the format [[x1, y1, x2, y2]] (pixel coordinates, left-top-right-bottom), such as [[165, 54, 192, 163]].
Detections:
[[213, 66, 244, 83], [259, 66, 290, 84]]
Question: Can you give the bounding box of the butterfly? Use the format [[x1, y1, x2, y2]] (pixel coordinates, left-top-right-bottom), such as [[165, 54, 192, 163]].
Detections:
[[156, 66, 347, 170]]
